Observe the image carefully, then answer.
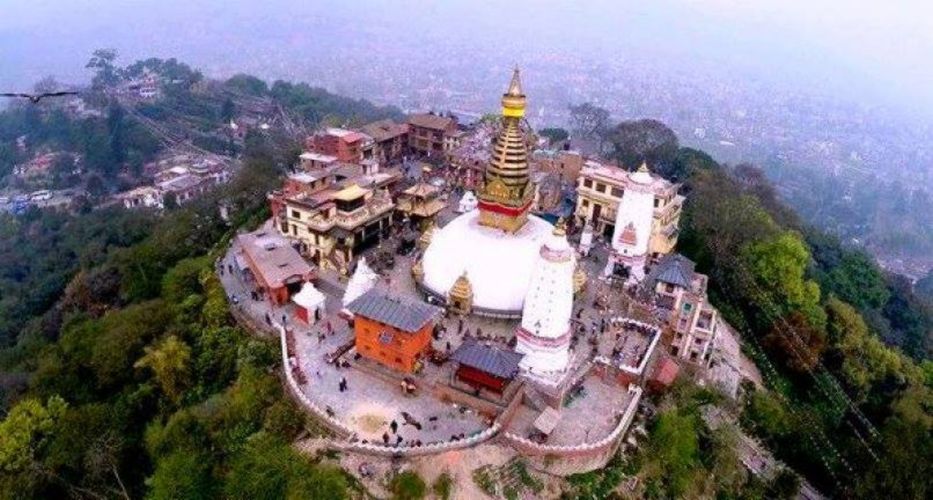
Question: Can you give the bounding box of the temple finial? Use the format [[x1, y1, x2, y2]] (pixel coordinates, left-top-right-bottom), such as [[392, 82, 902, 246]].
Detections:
[[507, 66, 523, 97]]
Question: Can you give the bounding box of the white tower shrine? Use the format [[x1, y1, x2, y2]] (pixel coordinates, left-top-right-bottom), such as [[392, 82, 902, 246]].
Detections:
[[515, 224, 575, 374], [604, 163, 656, 283]]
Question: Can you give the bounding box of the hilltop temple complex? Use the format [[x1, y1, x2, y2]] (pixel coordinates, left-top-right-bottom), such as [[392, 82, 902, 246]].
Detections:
[[219, 66, 758, 479]]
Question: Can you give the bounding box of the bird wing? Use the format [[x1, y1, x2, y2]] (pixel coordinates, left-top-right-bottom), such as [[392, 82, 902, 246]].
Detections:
[[0, 93, 33, 98], [42, 91, 79, 97]]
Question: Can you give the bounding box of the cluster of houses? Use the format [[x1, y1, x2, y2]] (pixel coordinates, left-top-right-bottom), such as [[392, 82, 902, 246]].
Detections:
[[120, 154, 232, 209]]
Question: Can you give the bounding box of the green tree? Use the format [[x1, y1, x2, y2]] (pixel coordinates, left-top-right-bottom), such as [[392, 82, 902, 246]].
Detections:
[[742, 231, 826, 330], [225, 74, 268, 96], [224, 433, 347, 500], [86, 49, 121, 88], [605, 118, 679, 170], [538, 127, 569, 145], [0, 396, 67, 472], [389, 470, 427, 500], [648, 411, 699, 496], [220, 98, 236, 123], [567, 102, 610, 141], [134, 336, 192, 403], [825, 297, 905, 400], [148, 450, 216, 500]]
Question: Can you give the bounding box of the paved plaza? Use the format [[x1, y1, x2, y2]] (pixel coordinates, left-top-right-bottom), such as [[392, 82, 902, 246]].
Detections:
[[506, 374, 635, 445]]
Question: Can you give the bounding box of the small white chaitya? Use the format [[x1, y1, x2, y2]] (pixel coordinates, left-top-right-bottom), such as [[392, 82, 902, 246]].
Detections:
[[292, 282, 326, 324], [579, 221, 594, 256], [342, 257, 378, 309], [515, 224, 575, 374], [457, 190, 478, 213], [604, 163, 656, 283]]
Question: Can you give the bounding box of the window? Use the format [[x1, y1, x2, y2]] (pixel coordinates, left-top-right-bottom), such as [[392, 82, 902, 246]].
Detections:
[[596, 182, 607, 193], [611, 187, 623, 198], [653, 198, 660, 208], [291, 209, 300, 219], [581, 199, 590, 208], [583, 179, 593, 189], [683, 302, 693, 312]]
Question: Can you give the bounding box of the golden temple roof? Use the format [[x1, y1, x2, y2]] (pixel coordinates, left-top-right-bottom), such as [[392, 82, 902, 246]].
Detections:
[[449, 272, 473, 300]]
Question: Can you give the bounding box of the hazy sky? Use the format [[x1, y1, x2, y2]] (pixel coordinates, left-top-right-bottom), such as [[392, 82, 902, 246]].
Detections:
[[1, 0, 931, 116]]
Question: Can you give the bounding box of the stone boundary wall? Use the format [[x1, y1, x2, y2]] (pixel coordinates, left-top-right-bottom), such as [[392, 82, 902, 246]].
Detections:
[[501, 385, 642, 461]]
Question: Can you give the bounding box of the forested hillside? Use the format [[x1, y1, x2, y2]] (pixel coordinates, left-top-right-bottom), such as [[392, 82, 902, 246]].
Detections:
[[639, 130, 931, 497]]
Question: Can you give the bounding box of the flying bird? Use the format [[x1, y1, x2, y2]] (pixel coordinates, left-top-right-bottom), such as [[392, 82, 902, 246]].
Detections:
[[0, 91, 80, 103]]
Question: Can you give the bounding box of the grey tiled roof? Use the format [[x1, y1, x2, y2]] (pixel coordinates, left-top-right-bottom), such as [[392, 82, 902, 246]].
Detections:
[[451, 339, 524, 379], [347, 289, 442, 333], [639, 253, 696, 302], [650, 254, 695, 289]]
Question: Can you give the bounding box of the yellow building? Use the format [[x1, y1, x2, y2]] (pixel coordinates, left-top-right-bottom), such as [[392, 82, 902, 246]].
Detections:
[[574, 160, 683, 260]]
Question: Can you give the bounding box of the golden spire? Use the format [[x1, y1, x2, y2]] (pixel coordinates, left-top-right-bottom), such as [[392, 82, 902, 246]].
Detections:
[[478, 67, 533, 233], [501, 66, 526, 118]]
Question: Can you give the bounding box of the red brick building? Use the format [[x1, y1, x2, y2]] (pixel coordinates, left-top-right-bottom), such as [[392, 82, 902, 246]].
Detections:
[[306, 128, 368, 163], [347, 289, 442, 373]]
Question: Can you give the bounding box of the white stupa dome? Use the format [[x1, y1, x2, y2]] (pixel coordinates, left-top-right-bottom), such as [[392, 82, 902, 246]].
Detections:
[[421, 210, 554, 315]]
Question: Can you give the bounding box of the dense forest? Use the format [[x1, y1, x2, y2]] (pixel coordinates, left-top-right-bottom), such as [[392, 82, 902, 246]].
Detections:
[[598, 120, 931, 497], [0, 59, 929, 498]]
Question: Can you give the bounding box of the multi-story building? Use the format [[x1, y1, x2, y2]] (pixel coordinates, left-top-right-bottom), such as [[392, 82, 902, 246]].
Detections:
[[641, 254, 718, 366], [122, 159, 231, 209], [360, 119, 409, 164], [574, 160, 683, 259], [305, 128, 369, 163], [407, 113, 461, 157], [347, 288, 442, 373], [274, 182, 395, 271]]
